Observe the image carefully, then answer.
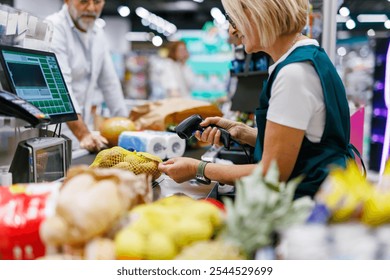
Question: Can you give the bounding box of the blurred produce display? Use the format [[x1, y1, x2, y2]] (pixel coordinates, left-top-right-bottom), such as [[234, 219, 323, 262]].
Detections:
[[39, 166, 152, 248], [276, 159, 390, 260], [115, 196, 224, 260], [316, 160, 390, 226], [10, 154, 390, 260], [220, 162, 314, 258]]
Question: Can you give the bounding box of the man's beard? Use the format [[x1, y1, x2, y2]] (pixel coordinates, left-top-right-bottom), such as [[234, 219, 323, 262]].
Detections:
[[76, 14, 97, 31], [69, 4, 100, 31]]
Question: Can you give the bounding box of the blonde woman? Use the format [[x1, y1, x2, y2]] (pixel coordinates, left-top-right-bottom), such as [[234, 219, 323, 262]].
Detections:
[[159, 0, 357, 199]]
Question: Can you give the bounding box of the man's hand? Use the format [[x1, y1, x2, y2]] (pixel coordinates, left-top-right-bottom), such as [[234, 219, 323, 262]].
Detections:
[[79, 133, 108, 152], [67, 114, 108, 152]]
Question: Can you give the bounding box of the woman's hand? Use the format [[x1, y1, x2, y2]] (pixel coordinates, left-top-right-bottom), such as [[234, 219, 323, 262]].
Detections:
[[158, 157, 200, 183], [194, 117, 256, 146]]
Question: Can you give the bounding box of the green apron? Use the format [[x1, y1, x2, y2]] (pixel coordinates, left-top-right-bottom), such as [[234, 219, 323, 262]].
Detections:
[[254, 45, 356, 199]]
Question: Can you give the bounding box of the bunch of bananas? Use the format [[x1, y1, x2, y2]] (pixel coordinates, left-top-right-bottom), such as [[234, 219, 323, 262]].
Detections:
[[90, 146, 162, 181], [317, 160, 390, 226]]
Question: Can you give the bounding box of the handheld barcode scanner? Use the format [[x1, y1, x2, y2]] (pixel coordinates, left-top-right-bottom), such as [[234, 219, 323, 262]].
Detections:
[[175, 114, 231, 149]]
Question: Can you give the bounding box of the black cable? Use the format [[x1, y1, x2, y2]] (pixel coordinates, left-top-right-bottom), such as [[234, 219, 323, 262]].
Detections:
[[53, 124, 59, 137], [231, 139, 252, 164], [58, 123, 62, 137]]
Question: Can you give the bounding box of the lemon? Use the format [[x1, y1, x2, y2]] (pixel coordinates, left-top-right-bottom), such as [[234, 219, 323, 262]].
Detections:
[[187, 201, 223, 228], [156, 195, 195, 207], [144, 232, 177, 260], [174, 219, 213, 248], [114, 228, 146, 259]]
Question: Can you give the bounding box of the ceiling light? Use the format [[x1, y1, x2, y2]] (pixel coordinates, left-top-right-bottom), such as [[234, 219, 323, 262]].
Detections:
[[357, 14, 389, 23], [367, 29, 376, 37], [135, 7, 149, 19], [337, 47, 347, 57], [141, 18, 150, 27], [336, 15, 349, 23], [339, 7, 350, 17], [210, 7, 225, 25], [117, 6, 130, 17], [152, 36, 163, 47], [135, 7, 177, 36], [193, 0, 204, 2], [125, 32, 150, 42], [346, 19, 356, 30], [385, 20, 390, 29]]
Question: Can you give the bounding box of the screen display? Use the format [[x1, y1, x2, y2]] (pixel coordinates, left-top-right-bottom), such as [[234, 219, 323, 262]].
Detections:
[[0, 45, 78, 124], [35, 144, 65, 182]]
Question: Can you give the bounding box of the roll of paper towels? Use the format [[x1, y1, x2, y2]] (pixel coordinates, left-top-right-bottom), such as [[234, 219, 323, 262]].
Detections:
[[144, 130, 186, 158], [118, 131, 167, 159]]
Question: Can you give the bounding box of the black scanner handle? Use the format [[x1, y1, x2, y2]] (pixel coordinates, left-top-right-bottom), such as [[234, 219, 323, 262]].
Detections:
[[175, 114, 231, 149]]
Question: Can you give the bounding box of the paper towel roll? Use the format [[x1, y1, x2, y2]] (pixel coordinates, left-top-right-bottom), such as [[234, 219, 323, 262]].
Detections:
[[143, 130, 186, 158], [166, 134, 186, 158], [118, 131, 167, 159]]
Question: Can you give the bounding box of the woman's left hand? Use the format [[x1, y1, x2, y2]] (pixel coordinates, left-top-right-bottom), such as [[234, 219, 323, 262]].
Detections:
[[158, 157, 200, 183]]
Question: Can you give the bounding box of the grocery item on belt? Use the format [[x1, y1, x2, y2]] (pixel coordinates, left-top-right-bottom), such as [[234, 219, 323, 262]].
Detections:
[[90, 146, 162, 181]]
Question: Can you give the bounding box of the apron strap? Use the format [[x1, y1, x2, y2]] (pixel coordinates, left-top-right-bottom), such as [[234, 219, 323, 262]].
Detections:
[[348, 143, 367, 178]]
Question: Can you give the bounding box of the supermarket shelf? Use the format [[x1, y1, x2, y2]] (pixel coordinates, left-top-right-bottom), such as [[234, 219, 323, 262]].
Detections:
[[231, 70, 268, 78]]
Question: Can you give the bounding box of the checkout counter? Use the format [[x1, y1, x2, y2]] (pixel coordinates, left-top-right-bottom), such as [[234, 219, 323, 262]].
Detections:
[[0, 43, 235, 201], [70, 145, 235, 202], [0, 44, 79, 185]]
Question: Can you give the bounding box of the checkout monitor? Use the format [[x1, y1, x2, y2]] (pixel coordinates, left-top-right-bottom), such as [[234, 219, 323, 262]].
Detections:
[[0, 45, 77, 124]]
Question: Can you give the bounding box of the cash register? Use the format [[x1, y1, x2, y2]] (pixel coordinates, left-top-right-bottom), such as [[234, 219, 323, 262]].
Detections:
[[0, 45, 78, 183]]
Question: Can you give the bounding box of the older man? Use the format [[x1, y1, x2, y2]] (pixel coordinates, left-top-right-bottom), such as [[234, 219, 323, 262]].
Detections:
[[47, 0, 128, 152]]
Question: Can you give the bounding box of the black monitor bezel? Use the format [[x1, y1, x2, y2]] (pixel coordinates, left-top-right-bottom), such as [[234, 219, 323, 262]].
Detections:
[[0, 44, 78, 124]]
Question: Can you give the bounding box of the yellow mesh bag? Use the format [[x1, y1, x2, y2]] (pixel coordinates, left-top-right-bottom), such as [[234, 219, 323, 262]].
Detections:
[[90, 146, 162, 181]]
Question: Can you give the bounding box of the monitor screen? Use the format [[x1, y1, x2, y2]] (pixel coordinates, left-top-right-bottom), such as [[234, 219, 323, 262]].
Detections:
[[0, 45, 78, 124]]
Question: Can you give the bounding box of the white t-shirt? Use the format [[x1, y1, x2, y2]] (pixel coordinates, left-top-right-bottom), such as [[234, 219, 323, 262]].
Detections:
[[161, 58, 195, 98], [267, 39, 325, 143]]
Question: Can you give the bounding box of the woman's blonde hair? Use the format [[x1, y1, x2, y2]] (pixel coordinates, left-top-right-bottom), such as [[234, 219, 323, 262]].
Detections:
[[222, 0, 308, 48]]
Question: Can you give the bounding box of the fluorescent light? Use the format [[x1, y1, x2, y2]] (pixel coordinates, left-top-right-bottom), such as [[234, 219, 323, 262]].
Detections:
[[367, 29, 376, 36], [135, 7, 149, 19], [210, 7, 226, 25], [125, 32, 150, 42], [357, 14, 389, 23], [336, 15, 349, 23], [339, 7, 350, 17], [337, 47, 347, 57], [135, 7, 177, 36], [385, 20, 390, 29], [346, 19, 356, 30], [117, 6, 130, 17], [379, 42, 390, 175], [152, 36, 163, 47]]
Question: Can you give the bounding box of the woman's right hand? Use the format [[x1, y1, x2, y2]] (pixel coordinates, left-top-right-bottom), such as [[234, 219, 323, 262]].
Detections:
[[194, 117, 244, 146]]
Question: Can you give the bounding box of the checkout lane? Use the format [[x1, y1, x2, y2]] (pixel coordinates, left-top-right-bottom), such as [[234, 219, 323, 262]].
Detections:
[[71, 146, 207, 166], [70, 145, 234, 202]]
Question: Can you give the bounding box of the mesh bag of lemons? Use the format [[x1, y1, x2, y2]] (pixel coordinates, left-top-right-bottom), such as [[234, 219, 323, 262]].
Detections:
[[90, 146, 162, 181]]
